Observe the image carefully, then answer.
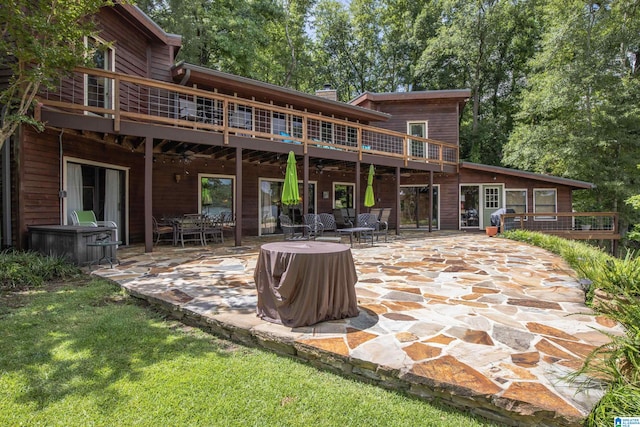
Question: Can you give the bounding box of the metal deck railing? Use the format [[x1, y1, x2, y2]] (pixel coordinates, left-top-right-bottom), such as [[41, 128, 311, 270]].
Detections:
[[37, 67, 459, 167]]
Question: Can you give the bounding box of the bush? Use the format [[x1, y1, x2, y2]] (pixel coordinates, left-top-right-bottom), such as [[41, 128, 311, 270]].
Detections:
[[0, 249, 81, 291]]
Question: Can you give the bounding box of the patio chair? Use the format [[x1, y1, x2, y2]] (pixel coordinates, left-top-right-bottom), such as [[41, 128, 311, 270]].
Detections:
[[369, 208, 383, 220], [318, 213, 337, 234], [376, 208, 390, 242], [303, 213, 324, 238], [280, 214, 310, 240], [221, 211, 236, 237], [332, 208, 353, 228], [358, 212, 389, 242], [176, 214, 205, 247], [152, 216, 175, 245], [71, 210, 119, 243], [203, 214, 224, 244], [356, 213, 378, 243]]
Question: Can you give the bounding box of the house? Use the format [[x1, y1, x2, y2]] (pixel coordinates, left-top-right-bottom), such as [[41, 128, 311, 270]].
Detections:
[[0, 3, 612, 253]]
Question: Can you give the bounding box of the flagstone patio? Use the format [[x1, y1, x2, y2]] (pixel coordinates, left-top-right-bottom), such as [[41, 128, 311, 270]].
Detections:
[[94, 231, 622, 426]]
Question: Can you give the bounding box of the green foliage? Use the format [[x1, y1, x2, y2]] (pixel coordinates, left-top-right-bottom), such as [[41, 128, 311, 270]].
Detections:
[[0, 0, 115, 146], [413, 0, 541, 163], [504, 0, 640, 229], [0, 250, 81, 291], [0, 279, 498, 426], [587, 383, 640, 427]]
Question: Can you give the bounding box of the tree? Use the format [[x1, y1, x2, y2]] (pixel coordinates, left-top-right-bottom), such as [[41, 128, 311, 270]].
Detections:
[[503, 0, 640, 228], [138, 0, 310, 86], [0, 0, 114, 149], [412, 0, 541, 164]]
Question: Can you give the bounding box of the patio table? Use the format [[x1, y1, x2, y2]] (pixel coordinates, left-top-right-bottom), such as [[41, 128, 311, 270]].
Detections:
[[254, 241, 359, 327]]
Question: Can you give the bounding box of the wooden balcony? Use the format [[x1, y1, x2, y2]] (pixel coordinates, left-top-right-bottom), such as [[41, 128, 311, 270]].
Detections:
[[499, 212, 620, 241], [36, 67, 459, 170]]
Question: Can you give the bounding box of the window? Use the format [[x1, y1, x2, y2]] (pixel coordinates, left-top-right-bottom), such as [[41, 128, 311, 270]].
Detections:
[[230, 104, 252, 130], [321, 121, 333, 143], [506, 189, 527, 217], [84, 37, 114, 112], [291, 115, 303, 139], [333, 183, 354, 209], [407, 121, 428, 158], [533, 189, 557, 220], [199, 175, 234, 219], [484, 187, 500, 210], [272, 112, 286, 135]]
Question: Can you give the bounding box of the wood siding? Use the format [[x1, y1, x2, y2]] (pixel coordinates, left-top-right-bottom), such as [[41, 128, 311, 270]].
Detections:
[[367, 100, 460, 145], [98, 7, 174, 82], [455, 168, 574, 213]]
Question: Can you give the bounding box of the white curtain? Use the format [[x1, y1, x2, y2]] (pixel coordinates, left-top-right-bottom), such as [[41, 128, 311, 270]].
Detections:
[[67, 163, 83, 224], [104, 169, 120, 229]]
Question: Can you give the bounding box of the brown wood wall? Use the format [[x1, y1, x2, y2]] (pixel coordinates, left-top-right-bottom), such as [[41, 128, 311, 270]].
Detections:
[[14, 127, 581, 247], [457, 168, 574, 213], [98, 7, 175, 82], [367, 100, 460, 145]]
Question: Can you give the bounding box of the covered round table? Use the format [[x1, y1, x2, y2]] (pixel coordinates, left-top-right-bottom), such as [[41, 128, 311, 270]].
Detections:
[[254, 241, 359, 327]]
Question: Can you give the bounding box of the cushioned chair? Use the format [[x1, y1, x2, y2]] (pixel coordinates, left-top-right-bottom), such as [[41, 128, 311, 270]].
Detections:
[[153, 216, 175, 245], [332, 208, 353, 228], [71, 210, 119, 243]]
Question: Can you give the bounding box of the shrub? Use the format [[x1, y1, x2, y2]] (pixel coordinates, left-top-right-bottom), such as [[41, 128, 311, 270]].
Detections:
[[0, 249, 81, 291]]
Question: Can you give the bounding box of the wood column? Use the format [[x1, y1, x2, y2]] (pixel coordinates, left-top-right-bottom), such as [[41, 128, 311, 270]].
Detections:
[[144, 136, 153, 252], [303, 154, 309, 216], [395, 167, 401, 236], [235, 146, 242, 246], [429, 171, 434, 233], [355, 162, 361, 219]]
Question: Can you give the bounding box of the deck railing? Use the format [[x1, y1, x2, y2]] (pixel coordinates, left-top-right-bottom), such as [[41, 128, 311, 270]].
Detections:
[[37, 67, 459, 167], [499, 212, 620, 240]]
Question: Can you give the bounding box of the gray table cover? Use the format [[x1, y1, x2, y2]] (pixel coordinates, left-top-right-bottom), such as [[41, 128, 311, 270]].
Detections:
[[254, 241, 359, 327]]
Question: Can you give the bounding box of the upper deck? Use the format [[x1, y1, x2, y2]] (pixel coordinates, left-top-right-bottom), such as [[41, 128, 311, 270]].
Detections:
[[37, 67, 459, 172]]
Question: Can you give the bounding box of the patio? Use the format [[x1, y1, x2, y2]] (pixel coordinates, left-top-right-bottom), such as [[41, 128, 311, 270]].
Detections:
[[94, 231, 622, 426]]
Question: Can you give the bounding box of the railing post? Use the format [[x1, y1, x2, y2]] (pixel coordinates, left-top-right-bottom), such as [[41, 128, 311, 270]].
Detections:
[[358, 127, 363, 161], [223, 99, 229, 144], [403, 136, 408, 166], [113, 76, 120, 133]]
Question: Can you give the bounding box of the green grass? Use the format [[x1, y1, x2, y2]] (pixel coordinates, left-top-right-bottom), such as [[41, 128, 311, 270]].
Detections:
[[0, 278, 499, 427]]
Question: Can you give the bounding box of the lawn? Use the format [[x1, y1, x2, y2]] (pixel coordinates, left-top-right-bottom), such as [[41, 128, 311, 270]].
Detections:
[[0, 277, 499, 426]]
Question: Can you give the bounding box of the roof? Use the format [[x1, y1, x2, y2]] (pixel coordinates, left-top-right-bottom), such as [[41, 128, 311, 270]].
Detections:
[[461, 162, 595, 189], [350, 89, 472, 106], [171, 62, 390, 123], [115, 4, 182, 48]]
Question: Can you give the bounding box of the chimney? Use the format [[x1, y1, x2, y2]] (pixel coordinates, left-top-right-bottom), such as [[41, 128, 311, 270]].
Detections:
[[315, 84, 338, 101]]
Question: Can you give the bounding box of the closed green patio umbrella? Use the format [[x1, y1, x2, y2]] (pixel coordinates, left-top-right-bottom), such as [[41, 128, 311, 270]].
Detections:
[[364, 164, 375, 208], [281, 151, 300, 219]]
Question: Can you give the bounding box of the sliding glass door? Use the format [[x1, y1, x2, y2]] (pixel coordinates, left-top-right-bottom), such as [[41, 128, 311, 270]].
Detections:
[[259, 179, 316, 235], [399, 185, 439, 229], [65, 159, 127, 241]]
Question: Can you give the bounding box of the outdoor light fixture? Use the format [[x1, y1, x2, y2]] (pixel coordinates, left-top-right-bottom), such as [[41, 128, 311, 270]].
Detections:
[[174, 173, 182, 183]]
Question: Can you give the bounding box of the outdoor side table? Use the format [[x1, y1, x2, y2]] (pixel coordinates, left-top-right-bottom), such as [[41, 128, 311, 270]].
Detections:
[[254, 241, 359, 327], [86, 239, 122, 270]]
